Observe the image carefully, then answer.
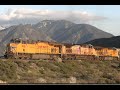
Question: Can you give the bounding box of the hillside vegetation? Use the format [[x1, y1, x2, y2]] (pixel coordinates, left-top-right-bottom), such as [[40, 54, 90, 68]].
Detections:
[[0, 59, 120, 84], [85, 36, 120, 48]]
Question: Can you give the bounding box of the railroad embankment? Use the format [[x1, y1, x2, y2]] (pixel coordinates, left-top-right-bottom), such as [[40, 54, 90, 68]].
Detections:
[[0, 59, 120, 84]]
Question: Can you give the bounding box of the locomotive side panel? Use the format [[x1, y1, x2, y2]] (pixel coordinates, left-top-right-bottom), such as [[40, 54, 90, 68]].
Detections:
[[95, 47, 119, 60], [71, 45, 80, 54], [35, 42, 51, 54]]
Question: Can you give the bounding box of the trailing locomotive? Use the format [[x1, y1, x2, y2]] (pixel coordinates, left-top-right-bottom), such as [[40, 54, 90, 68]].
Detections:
[[4, 38, 119, 61], [95, 46, 119, 60]]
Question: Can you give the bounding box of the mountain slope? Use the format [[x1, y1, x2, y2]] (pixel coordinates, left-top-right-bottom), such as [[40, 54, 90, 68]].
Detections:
[[34, 20, 113, 44], [0, 24, 53, 55], [85, 36, 120, 48], [0, 26, 6, 30], [33, 20, 75, 38], [54, 24, 113, 44], [1, 24, 52, 44]]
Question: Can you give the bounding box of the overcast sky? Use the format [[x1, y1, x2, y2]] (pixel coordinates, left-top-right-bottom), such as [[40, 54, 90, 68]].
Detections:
[[0, 5, 119, 36]]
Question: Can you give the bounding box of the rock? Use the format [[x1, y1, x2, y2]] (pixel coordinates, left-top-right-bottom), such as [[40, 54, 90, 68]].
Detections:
[[61, 78, 67, 83], [53, 56, 62, 62], [37, 78, 46, 83], [0, 80, 7, 83], [40, 67, 44, 70], [78, 60, 82, 62], [28, 70, 32, 73], [57, 57, 62, 62], [68, 76, 77, 83], [17, 75, 21, 79], [30, 63, 37, 68]]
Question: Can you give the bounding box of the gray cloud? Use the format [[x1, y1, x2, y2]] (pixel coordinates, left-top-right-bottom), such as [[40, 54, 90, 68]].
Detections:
[[0, 8, 108, 26]]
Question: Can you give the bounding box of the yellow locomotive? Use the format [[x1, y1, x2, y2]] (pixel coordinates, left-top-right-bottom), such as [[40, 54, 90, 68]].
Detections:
[[95, 46, 119, 60], [5, 38, 62, 60], [4, 38, 119, 61]]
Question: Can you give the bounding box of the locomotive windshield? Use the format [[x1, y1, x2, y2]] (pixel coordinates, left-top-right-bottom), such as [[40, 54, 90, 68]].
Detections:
[[10, 38, 21, 43]]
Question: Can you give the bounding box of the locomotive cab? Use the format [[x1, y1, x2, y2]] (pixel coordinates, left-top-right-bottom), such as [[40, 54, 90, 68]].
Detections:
[[4, 38, 22, 59]]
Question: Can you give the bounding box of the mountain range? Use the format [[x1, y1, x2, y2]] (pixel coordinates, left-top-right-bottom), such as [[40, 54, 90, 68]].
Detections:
[[0, 20, 114, 55]]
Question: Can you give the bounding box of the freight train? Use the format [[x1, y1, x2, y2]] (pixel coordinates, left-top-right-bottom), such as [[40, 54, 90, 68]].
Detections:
[[4, 38, 119, 61]]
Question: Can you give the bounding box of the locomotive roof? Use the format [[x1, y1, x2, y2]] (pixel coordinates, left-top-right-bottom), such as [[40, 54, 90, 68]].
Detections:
[[9, 38, 118, 50], [94, 46, 117, 50], [10, 38, 63, 45]]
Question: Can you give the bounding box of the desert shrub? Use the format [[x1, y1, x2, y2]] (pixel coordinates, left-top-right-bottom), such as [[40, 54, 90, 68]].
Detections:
[[36, 61, 51, 68], [105, 79, 116, 84], [0, 60, 17, 81], [97, 78, 107, 84], [117, 63, 120, 68], [111, 73, 120, 83], [102, 73, 114, 80], [15, 61, 29, 71]]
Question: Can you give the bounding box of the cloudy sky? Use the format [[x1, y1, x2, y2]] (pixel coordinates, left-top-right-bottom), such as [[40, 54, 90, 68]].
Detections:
[[0, 5, 120, 36]]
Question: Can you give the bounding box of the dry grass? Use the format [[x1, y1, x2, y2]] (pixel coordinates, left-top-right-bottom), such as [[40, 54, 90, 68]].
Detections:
[[0, 59, 120, 84]]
